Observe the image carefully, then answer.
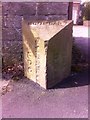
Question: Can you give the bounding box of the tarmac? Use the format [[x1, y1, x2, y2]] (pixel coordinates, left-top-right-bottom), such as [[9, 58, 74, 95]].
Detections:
[[2, 25, 89, 118]]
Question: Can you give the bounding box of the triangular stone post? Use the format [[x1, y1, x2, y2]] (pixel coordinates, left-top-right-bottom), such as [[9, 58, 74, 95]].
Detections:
[[22, 19, 73, 89]]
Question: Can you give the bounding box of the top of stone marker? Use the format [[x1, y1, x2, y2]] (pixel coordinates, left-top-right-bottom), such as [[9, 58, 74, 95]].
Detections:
[[22, 18, 73, 41]]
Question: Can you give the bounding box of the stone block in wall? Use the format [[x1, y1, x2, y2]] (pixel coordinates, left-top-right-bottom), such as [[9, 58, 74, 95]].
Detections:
[[3, 14, 22, 28], [22, 19, 73, 89], [23, 15, 68, 21], [23, 14, 68, 21], [23, 15, 40, 21], [2, 27, 22, 41], [20, 3, 36, 16], [38, 3, 69, 15], [46, 15, 68, 20], [2, 41, 23, 54], [2, 41, 23, 67], [2, 2, 36, 16], [2, 2, 21, 16]]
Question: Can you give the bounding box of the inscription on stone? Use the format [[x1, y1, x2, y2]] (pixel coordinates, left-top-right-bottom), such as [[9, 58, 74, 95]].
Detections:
[[35, 37, 40, 82], [27, 51, 32, 73]]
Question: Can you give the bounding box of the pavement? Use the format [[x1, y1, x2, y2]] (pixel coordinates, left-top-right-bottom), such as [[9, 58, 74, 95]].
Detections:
[[1, 25, 89, 118], [73, 25, 89, 61], [2, 77, 88, 118], [73, 25, 90, 38]]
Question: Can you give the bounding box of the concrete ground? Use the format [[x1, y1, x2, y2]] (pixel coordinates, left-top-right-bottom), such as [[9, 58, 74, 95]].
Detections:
[[2, 76, 88, 118], [2, 25, 89, 118], [73, 25, 89, 60]]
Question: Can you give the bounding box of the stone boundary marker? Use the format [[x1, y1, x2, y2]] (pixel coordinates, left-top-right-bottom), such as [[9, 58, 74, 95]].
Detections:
[[22, 19, 73, 89]]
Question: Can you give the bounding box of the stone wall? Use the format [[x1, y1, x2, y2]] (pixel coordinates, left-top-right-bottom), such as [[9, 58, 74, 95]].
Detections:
[[2, 2, 69, 70]]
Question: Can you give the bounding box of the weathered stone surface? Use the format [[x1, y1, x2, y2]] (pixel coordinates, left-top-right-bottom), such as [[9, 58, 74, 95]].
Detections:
[[2, 41, 23, 53], [38, 3, 68, 15], [2, 27, 22, 41], [22, 19, 73, 89], [23, 15, 68, 21], [20, 3, 36, 15], [46, 15, 68, 20], [46, 22, 73, 88], [2, 2, 36, 16], [23, 15, 48, 21], [2, 41, 23, 67], [2, 2, 22, 15], [3, 15, 22, 28]]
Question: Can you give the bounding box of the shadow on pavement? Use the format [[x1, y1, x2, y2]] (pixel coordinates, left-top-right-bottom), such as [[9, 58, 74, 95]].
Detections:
[[72, 37, 88, 63], [52, 69, 89, 89], [52, 36, 89, 89]]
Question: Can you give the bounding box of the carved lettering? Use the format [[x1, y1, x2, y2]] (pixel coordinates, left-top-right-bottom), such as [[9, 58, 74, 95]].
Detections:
[[27, 51, 32, 73], [35, 37, 40, 81]]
